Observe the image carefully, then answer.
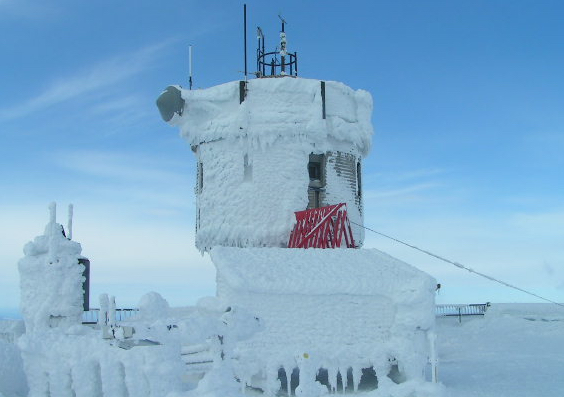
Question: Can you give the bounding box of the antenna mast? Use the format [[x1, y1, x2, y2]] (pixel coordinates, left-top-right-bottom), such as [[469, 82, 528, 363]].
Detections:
[[189, 45, 193, 90], [279, 14, 287, 75], [244, 4, 248, 80]]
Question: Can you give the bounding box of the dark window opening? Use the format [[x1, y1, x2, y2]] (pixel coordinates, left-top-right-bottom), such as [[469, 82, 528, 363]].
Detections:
[[197, 162, 203, 193], [309, 162, 321, 180], [308, 153, 325, 209], [308, 153, 324, 181], [356, 161, 362, 197]]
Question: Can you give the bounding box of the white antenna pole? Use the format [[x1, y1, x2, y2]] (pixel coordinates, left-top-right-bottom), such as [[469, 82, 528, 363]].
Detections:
[[189, 45, 193, 90], [48, 202, 57, 263], [67, 204, 74, 240], [49, 202, 56, 224]]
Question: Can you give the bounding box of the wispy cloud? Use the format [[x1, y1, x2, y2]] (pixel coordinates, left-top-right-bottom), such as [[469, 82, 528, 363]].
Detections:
[[363, 167, 444, 201], [367, 167, 444, 183], [54, 150, 189, 186], [51, 149, 193, 213], [0, 41, 173, 121], [364, 182, 439, 199], [0, 0, 60, 20]]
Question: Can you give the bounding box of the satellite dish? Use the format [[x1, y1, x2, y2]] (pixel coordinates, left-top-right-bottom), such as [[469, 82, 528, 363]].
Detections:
[[156, 85, 185, 122]]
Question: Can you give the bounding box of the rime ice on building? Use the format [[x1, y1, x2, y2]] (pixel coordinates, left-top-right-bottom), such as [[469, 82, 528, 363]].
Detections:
[[157, 17, 439, 396], [3, 12, 440, 397], [158, 30, 371, 252], [18, 203, 89, 332]]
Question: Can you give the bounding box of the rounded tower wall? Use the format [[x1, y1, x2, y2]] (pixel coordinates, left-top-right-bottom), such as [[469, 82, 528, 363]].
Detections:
[[165, 77, 373, 251]]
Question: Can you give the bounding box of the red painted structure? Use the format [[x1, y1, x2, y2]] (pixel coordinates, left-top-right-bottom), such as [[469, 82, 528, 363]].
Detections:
[[288, 203, 356, 248]]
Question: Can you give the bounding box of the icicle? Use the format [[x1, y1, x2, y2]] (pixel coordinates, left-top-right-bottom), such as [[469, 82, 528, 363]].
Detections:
[[67, 204, 73, 240], [285, 366, 291, 396], [328, 366, 337, 393], [340, 367, 348, 394], [352, 366, 362, 392], [240, 376, 246, 395]]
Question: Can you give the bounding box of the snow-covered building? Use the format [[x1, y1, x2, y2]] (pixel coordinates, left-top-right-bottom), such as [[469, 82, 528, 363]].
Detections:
[[155, 19, 439, 396], [212, 247, 436, 395], [12, 15, 439, 397], [158, 77, 372, 251]]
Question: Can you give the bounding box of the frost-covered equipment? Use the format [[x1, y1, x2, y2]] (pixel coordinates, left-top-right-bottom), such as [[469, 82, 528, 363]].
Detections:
[[256, 16, 298, 77], [18, 203, 89, 331], [288, 203, 356, 248]]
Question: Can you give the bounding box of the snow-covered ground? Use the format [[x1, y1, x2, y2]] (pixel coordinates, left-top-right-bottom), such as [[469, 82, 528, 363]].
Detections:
[[437, 303, 564, 397], [2, 303, 564, 397]]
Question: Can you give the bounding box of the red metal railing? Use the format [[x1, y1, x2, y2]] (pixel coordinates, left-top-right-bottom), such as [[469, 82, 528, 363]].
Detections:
[[288, 203, 356, 249]]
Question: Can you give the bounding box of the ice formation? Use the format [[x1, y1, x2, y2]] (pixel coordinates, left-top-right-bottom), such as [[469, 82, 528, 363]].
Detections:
[[18, 203, 85, 333], [7, 31, 443, 394], [212, 247, 437, 395], [163, 78, 373, 251]]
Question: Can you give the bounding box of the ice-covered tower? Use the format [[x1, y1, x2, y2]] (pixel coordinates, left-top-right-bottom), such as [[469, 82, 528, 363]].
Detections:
[[18, 203, 89, 332], [157, 24, 373, 252]]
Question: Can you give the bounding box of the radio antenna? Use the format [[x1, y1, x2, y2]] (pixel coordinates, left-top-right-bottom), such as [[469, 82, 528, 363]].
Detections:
[[189, 45, 193, 90], [243, 4, 248, 80]]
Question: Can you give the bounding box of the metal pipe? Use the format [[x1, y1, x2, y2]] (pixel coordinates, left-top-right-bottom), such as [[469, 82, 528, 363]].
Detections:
[[67, 204, 73, 240], [243, 4, 247, 80], [189, 45, 193, 90]]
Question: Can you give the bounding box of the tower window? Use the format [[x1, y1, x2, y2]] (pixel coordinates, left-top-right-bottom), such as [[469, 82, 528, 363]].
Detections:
[[308, 154, 324, 181], [308, 153, 325, 209], [197, 162, 203, 194], [357, 161, 362, 197], [308, 162, 321, 180]]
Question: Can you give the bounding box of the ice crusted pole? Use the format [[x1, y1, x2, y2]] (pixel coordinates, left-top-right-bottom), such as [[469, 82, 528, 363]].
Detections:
[[67, 203, 73, 240], [47, 202, 57, 264]]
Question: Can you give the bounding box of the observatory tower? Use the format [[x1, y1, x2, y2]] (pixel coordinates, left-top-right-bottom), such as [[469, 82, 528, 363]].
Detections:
[[157, 20, 372, 252], [155, 14, 437, 395]]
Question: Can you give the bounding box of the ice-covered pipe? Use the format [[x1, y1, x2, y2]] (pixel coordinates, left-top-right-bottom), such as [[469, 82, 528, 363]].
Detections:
[[67, 204, 73, 240], [99, 294, 109, 326], [428, 330, 438, 383], [109, 296, 117, 327], [47, 202, 57, 263]]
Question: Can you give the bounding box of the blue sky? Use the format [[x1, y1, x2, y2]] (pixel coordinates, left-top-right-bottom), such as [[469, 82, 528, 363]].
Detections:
[[1, 0, 563, 314]]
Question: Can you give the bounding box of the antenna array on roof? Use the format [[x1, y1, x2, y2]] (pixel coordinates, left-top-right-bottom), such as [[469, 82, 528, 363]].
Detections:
[[255, 14, 298, 78]]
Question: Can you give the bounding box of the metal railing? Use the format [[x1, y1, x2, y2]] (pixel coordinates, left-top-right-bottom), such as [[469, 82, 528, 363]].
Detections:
[[436, 303, 490, 322], [82, 309, 139, 324]]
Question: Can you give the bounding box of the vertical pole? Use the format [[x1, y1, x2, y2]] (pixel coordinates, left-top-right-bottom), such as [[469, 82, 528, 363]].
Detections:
[[244, 4, 248, 80], [49, 201, 56, 224], [48, 202, 57, 263], [189, 45, 193, 90], [67, 203, 73, 240], [428, 331, 438, 383], [321, 81, 326, 119]]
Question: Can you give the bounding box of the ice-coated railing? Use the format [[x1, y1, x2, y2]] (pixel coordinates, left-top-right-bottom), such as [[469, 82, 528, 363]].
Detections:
[[436, 303, 490, 321], [82, 308, 139, 324]]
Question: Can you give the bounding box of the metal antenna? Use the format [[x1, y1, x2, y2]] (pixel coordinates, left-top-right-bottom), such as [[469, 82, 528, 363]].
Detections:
[[278, 14, 286, 32], [244, 4, 248, 80], [278, 14, 287, 74], [189, 45, 193, 90]]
